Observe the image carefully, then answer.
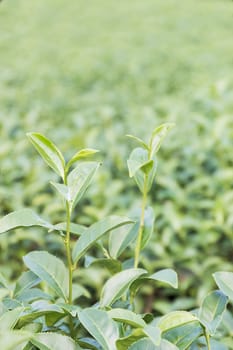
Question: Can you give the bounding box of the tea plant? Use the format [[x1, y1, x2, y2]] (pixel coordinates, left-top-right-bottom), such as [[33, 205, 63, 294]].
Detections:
[[0, 124, 232, 350]]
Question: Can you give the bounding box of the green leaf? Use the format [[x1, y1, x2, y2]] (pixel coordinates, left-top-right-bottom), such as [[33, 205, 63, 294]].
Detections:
[[0, 272, 9, 289], [32, 333, 79, 350], [27, 132, 65, 178], [109, 222, 139, 259], [67, 161, 100, 209], [66, 148, 99, 170], [23, 251, 68, 301], [140, 206, 155, 249], [79, 308, 119, 350], [116, 326, 161, 350], [131, 269, 178, 296], [127, 148, 148, 178], [72, 216, 133, 264], [18, 302, 64, 327], [149, 123, 175, 158], [213, 271, 233, 301], [162, 321, 202, 350], [50, 182, 69, 201], [0, 308, 24, 330], [128, 338, 178, 350], [148, 269, 178, 288], [199, 290, 228, 335], [108, 308, 146, 328], [85, 257, 122, 274], [51, 222, 86, 236], [158, 311, 197, 332], [0, 330, 31, 350], [100, 268, 147, 307], [14, 271, 40, 298], [126, 134, 149, 150], [0, 209, 52, 234], [127, 148, 157, 193]]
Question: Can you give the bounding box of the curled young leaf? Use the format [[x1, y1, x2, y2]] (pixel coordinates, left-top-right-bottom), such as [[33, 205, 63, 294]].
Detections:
[[27, 132, 65, 179]]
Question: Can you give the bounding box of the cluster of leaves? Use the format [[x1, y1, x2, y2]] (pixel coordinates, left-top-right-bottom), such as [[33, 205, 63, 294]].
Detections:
[[0, 126, 233, 350]]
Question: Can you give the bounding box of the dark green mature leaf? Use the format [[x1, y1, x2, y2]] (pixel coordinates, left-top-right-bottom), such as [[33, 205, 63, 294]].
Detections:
[[199, 290, 228, 335], [131, 269, 178, 296], [128, 338, 178, 350], [32, 333, 79, 350], [72, 216, 133, 263], [79, 308, 119, 350], [85, 257, 122, 274], [23, 251, 68, 301], [100, 268, 147, 307], [213, 271, 233, 301], [109, 222, 139, 259], [14, 271, 40, 298], [149, 123, 175, 158], [0, 308, 24, 330], [162, 321, 202, 350], [27, 132, 65, 178], [66, 148, 99, 170], [158, 311, 202, 350], [108, 309, 146, 328], [0, 209, 52, 234], [67, 161, 100, 209]]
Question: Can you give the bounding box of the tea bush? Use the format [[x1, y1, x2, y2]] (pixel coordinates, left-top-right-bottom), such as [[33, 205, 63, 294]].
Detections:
[[0, 127, 233, 349]]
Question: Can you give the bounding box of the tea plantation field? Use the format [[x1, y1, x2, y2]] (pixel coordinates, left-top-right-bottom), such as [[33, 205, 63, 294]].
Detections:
[[0, 0, 233, 315]]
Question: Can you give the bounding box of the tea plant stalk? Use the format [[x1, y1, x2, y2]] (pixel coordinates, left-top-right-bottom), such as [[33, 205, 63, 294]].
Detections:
[[134, 174, 148, 268]]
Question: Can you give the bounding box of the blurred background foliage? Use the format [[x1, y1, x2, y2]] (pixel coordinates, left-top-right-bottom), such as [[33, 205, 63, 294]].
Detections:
[[0, 0, 233, 314]]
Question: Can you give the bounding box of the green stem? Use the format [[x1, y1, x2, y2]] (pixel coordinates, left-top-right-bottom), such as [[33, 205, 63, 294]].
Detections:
[[65, 201, 73, 304], [63, 171, 73, 304], [134, 175, 148, 268], [204, 328, 211, 350]]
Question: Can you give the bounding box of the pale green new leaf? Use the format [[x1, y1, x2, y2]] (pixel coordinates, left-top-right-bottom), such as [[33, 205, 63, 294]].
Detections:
[[149, 123, 175, 158], [127, 148, 148, 178], [128, 338, 178, 350], [67, 161, 100, 209], [126, 134, 149, 150], [140, 206, 155, 249], [158, 311, 197, 332], [72, 216, 133, 264], [0, 331, 31, 350], [116, 326, 161, 350], [79, 308, 119, 350], [27, 132, 65, 178], [213, 271, 233, 301], [0, 209, 53, 235], [23, 251, 68, 301], [108, 308, 146, 328], [66, 148, 99, 170], [32, 333, 79, 350], [199, 290, 228, 335], [100, 268, 147, 307], [50, 182, 69, 201], [0, 308, 24, 330]]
